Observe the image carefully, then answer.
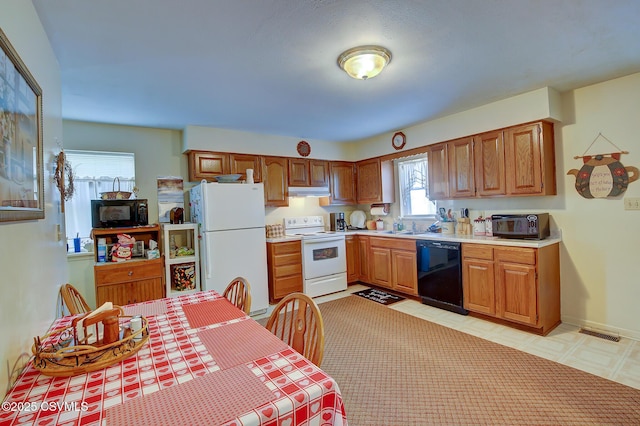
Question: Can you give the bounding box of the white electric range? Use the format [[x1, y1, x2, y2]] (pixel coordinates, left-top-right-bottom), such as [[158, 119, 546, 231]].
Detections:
[[283, 216, 347, 298]]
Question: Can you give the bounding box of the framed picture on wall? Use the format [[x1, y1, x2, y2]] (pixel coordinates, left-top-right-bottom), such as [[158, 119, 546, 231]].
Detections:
[[0, 27, 44, 222]]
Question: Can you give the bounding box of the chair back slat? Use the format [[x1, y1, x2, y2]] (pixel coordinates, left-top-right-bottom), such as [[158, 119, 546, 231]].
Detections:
[[223, 277, 252, 315], [265, 293, 325, 366], [60, 283, 91, 316]]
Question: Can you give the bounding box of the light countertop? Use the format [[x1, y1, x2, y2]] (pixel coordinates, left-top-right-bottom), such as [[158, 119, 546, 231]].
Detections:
[[268, 230, 561, 248]]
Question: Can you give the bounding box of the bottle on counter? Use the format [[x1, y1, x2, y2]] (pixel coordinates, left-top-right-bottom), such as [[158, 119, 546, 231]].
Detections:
[[97, 238, 107, 262]]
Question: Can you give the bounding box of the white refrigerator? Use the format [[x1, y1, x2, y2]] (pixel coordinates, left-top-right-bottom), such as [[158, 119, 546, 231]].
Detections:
[[189, 181, 269, 314]]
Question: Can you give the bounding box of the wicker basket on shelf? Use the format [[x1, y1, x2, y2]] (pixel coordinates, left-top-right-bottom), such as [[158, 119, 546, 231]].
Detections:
[[100, 177, 132, 200]]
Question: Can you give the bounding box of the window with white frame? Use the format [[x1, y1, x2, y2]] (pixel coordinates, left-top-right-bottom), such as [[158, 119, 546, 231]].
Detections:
[[64, 150, 135, 248], [396, 154, 436, 217]]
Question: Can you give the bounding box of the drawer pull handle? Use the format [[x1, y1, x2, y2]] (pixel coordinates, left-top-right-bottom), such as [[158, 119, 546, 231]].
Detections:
[[128, 271, 133, 276]]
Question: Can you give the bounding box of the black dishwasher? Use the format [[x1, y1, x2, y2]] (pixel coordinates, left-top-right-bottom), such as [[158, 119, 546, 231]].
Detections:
[[416, 240, 468, 315]]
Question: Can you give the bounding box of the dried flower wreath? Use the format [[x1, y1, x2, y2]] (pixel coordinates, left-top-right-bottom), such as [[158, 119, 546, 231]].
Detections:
[[54, 150, 75, 202]]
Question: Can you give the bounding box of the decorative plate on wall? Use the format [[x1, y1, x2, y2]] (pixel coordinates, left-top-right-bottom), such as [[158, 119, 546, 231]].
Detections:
[[297, 140, 311, 157], [392, 132, 406, 150]]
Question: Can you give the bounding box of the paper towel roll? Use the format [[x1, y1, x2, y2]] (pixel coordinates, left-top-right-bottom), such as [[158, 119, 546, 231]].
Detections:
[[370, 206, 387, 216]]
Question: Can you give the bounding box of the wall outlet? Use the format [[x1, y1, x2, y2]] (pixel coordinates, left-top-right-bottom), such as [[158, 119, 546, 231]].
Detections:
[[623, 197, 640, 210]]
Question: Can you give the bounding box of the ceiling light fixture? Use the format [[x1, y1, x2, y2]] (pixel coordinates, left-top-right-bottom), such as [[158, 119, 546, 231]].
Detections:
[[337, 45, 392, 80]]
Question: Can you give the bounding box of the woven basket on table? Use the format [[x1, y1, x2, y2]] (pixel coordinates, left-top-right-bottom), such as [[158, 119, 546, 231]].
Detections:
[[100, 177, 132, 200]]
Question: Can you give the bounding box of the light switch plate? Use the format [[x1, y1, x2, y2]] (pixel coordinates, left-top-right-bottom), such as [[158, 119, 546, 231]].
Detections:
[[624, 197, 640, 210]]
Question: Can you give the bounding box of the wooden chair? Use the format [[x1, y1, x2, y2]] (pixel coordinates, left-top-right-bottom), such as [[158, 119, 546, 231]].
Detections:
[[60, 283, 91, 316], [265, 292, 325, 366], [223, 277, 252, 315]]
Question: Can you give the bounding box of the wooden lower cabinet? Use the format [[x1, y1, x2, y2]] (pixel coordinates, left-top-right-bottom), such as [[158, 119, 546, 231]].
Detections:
[[462, 244, 496, 315], [267, 240, 303, 303], [346, 235, 358, 283], [94, 258, 165, 306], [392, 249, 418, 294], [369, 246, 393, 289], [357, 235, 370, 282], [462, 243, 560, 335], [368, 237, 417, 295]]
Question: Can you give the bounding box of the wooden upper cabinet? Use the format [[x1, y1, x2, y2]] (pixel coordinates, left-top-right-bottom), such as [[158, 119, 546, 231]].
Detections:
[[504, 121, 556, 196], [427, 143, 449, 200], [188, 151, 229, 181], [356, 158, 394, 204], [262, 156, 288, 207], [474, 130, 506, 196], [288, 159, 329, 187], [288, 159, 308, 186], [328, 161, 356, 205], [447, 137, 475, 198], [230, 154, 262, 182], [309, 160, 330, 187]]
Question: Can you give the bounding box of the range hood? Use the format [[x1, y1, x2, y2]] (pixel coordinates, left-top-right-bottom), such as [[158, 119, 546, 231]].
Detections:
[[288, 186, 331, 197]]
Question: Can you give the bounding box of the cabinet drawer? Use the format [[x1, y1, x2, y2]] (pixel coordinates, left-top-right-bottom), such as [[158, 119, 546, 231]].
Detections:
[[95, 261, 163, 285], [271, 241, 301, 255], [273, 276, 303, 299], [495, 247, 536, 265], [274, 263, 302, 278], [369, 237, 416, 251], [463, 243, 493, 260], [274, 253, 301, 267]]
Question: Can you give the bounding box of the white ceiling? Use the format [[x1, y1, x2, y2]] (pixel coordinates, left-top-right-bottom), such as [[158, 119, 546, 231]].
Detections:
[[32, 0, 640, 142]]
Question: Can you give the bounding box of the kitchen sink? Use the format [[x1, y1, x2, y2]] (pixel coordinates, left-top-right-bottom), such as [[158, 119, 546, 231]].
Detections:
[[375, 230, 415, 235]]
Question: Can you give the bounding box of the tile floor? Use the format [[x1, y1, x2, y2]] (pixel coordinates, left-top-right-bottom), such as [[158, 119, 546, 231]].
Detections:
[[259, 284, 640, 391]]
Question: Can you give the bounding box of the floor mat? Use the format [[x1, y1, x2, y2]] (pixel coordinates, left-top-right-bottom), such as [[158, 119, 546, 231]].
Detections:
[[353, 288, 405, 305]]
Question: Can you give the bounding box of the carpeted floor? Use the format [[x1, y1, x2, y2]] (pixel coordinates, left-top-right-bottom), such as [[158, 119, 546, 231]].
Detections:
[[316, 295, 640, 426]]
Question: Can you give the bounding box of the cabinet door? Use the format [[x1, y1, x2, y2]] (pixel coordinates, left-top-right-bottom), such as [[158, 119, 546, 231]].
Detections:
[[474, 131, 506, 196], [130, 278, 165, 304], [267, 241, 303, 303], [356, 158, 382, 203], [427, 143, 449, 199], [96, 283, 131, 306], [448, 137, 475, 198], [188, 151, 229, 182], [273, 276, 303, 300], [496, 262, 537, 325], [345, 235, 359, 283], [309, 160, 329, 187], [230, 154, 262, 182], [328, 162, 356, 205], [369, 247, 392, 289], [288, 159, 309, 186], [462, 258, 496, 315], [504, 123, 543, 195], [263, 156, 289, 207], [392, 250, 417, 294], [357, 236, 370, 282]]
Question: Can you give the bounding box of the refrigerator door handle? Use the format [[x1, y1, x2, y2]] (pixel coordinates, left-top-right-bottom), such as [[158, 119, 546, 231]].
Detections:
[[201, 234, 212, 280]]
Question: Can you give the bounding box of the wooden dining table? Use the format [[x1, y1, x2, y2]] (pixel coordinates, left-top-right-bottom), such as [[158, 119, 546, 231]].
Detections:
[[0, 290, 348, 425]]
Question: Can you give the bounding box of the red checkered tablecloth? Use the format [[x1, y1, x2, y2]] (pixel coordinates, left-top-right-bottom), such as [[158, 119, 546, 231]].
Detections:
[[0, 290, 348, 426]]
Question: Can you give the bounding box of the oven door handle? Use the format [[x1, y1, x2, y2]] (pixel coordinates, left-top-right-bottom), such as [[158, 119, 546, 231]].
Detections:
[[303, 236, 345, 245]]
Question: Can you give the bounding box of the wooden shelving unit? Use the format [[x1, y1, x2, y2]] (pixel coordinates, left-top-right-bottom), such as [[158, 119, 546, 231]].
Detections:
[[162, 223, 200, 297], [91, 225, 164, 306]]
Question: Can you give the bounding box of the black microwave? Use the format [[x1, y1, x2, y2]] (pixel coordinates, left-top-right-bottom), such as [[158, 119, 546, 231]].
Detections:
[[91, 199, 148, 228], [491, 213, 550, 240]]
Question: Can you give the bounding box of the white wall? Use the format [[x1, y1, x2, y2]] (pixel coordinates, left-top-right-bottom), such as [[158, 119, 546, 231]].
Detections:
[[556, 73, 640, 337], [350, 87, 563, 159], [183, 125, 357, 160], [63, 120, 186, 223], [63, 120, 186, 308], [0, 1, 65, 394]]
